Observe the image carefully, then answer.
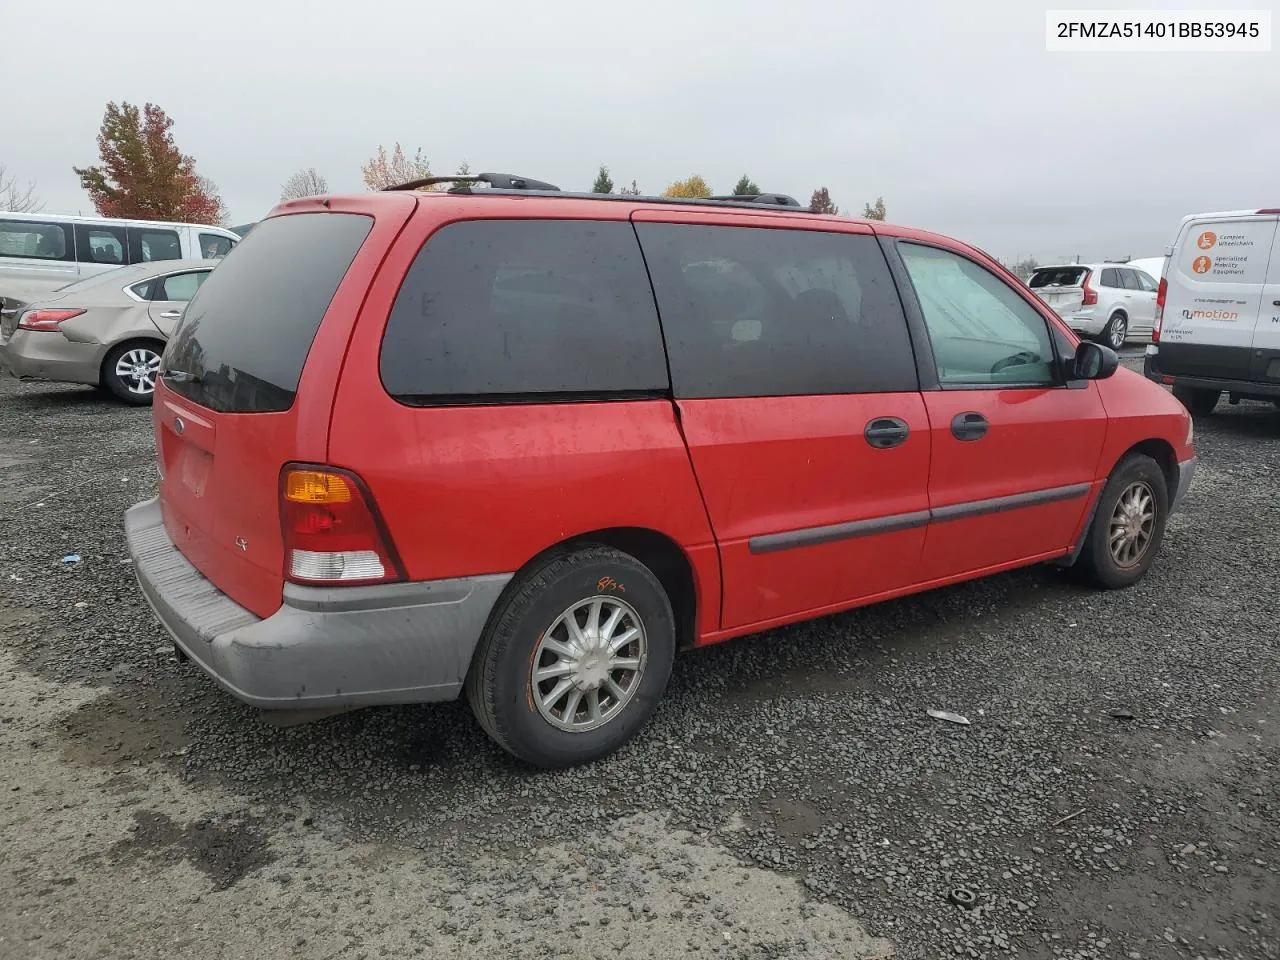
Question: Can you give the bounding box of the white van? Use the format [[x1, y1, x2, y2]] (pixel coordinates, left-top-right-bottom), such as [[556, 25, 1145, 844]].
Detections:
[[0, 212, 239, 324], [1144, 208, 1280, 413]]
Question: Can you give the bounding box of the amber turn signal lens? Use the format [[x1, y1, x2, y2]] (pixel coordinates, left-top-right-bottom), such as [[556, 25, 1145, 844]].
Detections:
[[284, 469, 353, 504]]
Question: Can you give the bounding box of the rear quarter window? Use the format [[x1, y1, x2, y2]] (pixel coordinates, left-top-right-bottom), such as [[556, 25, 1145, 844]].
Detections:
[[162, 212, 372, 413], [0, 220, 73, 261], [379, 219, 669, 402]]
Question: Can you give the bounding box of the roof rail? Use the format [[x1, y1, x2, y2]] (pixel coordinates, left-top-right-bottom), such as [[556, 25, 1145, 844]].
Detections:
[[707, 193, 802, 208], [384, 172, 560, 193]]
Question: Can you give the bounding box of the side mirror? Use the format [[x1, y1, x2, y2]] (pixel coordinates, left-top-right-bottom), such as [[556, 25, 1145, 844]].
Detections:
[[1072, 341, 1119, 380]]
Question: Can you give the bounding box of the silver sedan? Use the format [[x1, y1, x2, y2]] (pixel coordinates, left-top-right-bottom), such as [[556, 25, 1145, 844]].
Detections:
[[0, 258, 219, 404]]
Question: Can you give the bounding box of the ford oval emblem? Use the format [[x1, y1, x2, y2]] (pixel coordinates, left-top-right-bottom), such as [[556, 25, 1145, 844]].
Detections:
[[173, 416, 185, 436]]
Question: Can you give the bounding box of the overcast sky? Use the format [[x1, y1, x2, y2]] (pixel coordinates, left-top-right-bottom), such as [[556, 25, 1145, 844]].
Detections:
[[4, 0, 1276, 263]]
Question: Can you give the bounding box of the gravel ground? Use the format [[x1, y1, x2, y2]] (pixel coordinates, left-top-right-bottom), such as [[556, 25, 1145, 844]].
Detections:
[[2, 353, 1278, 959]]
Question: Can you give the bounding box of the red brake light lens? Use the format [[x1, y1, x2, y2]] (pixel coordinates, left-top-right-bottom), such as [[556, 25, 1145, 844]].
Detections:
[[1081, 271, 1097, 306], [279, 466, 402, 585], [18, 308, 85, 332], [1152, 276, 1168, 342]]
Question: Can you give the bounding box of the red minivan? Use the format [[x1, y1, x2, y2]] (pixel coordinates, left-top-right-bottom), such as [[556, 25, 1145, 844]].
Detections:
[[125, 175, 1196, 768]]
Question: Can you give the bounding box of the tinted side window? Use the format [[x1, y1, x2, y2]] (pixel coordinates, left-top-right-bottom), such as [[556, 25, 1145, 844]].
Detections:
[[899, 242, 1055, 387], [128, 227, 182, 263], [1099, 268, 1121, 288], [0, 219, 73, 261], [1118, 269, 1140, 290], [199, 233, 234, 258], [635, 223, 916, 398], [1134, 270, 1159, 292], [163, 213, 372, 413], [75, 224, 127, 265], [158, 271, 208, 302], [380, 220, 668, 402]]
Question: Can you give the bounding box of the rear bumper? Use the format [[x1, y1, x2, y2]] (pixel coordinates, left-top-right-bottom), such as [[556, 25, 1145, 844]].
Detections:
[[124, 498, 511, 711], [0, 329, 102, 384], [1144, 345, 1280, 399]]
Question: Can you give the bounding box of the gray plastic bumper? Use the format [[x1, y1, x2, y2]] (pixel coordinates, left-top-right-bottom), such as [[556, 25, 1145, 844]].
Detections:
[[125, 498, 511, 711]]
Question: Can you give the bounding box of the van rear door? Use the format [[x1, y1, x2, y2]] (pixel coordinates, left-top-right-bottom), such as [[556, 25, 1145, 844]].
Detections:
[[1159, 214, 1278, 380], [154, 196, 416, 618]]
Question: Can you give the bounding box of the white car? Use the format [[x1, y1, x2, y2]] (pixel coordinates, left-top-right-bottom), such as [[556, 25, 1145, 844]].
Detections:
[[1027, 262, 1159, 349], [1144, 207, 1280, 414]]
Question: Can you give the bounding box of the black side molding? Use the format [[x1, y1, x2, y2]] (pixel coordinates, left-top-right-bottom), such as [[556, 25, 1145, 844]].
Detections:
[[747, 483, 1092, 555]]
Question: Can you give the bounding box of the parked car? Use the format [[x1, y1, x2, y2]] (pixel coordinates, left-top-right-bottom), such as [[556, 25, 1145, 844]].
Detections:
[[0, 259, 219, 403], [1144, 207, 1280, 414], [0, 212, 238, 330], [1028, 261, 1159, 348], [124, 176, 1197, 768]]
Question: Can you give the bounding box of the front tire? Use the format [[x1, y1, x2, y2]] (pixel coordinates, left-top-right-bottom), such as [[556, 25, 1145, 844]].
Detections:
[[1172, 385, 1219, 416], [102, 340, 163, 405], [1101, 313, 1128, 350], [1074, 453, 1169, 589], [465, 546, 676, 768]]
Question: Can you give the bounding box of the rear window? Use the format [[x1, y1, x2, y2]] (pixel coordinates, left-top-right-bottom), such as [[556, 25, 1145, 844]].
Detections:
[[1028, 267, 1086, 288], [0, 219, 73, 261], [379, 219, 668, 403], [162, 212, 372, 413]]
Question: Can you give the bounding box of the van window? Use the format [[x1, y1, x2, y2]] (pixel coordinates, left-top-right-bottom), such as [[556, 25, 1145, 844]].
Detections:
[[0, 220, 73, 261], [899, 242, 1055, 387], [380, 220, 668, 402], [127, 227, 182, 263], [635, 223, 916, 398], [75, 224, 127, 266], [199, 233, 234, 259], [162, 213, 372, 413]]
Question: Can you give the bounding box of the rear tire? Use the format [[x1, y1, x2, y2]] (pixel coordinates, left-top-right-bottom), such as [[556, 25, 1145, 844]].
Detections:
[[465, 545, 676, 769], [1074, 453, 1169, 590], [1172, 385, 1219, 416], [102, 340, 163, 405], [1101, 313, 1128, 350]]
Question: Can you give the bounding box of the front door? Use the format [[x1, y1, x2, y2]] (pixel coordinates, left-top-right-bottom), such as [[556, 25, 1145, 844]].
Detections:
[[894, 241, 1108, 583], [633, 214, 931, 631]]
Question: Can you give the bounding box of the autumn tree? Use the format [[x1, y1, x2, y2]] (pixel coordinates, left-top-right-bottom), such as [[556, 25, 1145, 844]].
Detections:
[[592, 165, 614, 194], [663, 175, 713, 199], [731, 175, 760, 196], [618, 179, 641, 196], [361, 143, 433, 190], [280, 167, 329, 201], [455, 161, 472, 178], [862, 196, 887, 220], [0, 165, 42, 213], [74, 102, 224, 223], [809, 187, 839, 215]]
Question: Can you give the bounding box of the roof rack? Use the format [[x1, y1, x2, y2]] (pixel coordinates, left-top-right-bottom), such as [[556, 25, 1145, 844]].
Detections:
[[707, 193, 802, 207], [383, 172, 561, 193]]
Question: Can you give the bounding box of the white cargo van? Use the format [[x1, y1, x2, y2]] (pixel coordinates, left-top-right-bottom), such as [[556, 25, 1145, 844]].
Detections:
[[1144, 208, 1280, 413], [0, 213, 239, 327]]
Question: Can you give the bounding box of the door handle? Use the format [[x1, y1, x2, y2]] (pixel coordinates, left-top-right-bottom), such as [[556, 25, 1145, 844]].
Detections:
[[863, 417, 910, 449], [159, 310, 182, 320], [951, 411, 989, 441]]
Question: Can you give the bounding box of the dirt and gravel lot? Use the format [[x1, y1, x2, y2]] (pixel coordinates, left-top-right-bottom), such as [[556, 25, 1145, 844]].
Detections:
[[2, 356, 1278, 960]]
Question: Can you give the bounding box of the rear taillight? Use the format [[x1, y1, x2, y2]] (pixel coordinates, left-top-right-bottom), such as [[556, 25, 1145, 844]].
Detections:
[[1081, 271, 1097, 306], [18, 308, 85, 332], [280, 466, 402, 585], [1152, 276, 1167, 343]]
